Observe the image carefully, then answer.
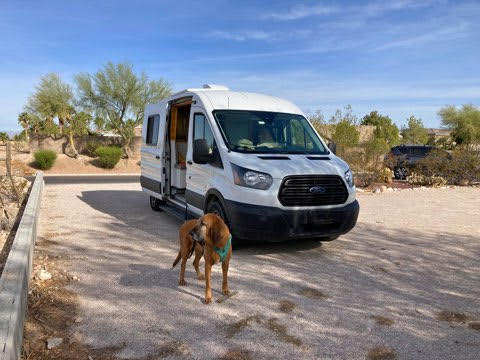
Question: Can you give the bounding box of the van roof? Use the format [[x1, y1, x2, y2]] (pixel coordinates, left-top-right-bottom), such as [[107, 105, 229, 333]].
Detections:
[[172, 88, 304, 115]]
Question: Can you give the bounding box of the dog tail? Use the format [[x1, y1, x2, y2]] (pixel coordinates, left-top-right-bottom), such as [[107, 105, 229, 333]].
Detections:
[[172, 251, 182, 269]]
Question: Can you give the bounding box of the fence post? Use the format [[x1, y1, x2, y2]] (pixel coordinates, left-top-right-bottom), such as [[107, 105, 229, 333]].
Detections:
[[5, 142, 20, 204]]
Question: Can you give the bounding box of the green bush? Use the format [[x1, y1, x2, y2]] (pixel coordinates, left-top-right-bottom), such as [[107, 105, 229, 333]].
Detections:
[[94, 146, 122, 168], [85, 141, 102, 157], [34, 150, 57, 170]]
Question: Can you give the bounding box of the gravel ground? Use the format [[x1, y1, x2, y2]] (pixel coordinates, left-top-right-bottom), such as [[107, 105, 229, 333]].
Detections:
[[36, 183, 480, 359]]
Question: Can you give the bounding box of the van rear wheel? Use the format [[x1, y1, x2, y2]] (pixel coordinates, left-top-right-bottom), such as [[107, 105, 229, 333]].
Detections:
[[150, 196, 164, 211]]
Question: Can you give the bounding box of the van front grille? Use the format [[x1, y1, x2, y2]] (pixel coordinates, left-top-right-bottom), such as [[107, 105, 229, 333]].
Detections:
[[278, 175, 348, 206]]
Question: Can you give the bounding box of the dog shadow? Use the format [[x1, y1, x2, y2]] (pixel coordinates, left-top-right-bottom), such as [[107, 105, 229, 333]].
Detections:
[[119, 263, 208, 302]]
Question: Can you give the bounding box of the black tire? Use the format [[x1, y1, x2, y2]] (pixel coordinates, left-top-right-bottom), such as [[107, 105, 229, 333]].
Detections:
[[316, 235, 340, 242], [394, 166, 408, 180], [206, 199, 227, 223], [150, 196, 164, 211]]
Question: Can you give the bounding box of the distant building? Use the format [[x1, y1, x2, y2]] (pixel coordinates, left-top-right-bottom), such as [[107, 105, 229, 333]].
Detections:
[[426, 128, 451, 142]]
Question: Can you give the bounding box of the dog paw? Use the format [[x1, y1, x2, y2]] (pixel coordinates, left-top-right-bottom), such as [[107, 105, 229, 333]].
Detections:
[[178, 279, 187, 286], [222, 289, 231, 296], [204, 297, 212, 304], [197, 274, 205, 280]]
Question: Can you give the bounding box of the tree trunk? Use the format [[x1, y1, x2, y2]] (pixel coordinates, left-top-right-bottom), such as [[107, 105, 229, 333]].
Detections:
[[24, 127, 30, 143], [122, 136, 133, 159], [66, 132, 78, 158]]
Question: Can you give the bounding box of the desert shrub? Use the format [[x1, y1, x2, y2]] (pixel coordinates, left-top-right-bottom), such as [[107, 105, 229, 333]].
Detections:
[[415, 146, 480, 185], [407, 172, 448, 187], [94, 146, 122, 168], [34, 149, 57, 170], [85, 141, 102, 157]]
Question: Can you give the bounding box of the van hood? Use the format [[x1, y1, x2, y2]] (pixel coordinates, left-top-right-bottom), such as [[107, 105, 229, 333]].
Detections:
[[226, 152, 350, 179]]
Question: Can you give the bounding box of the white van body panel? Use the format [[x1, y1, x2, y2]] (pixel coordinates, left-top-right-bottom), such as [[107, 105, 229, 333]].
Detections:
[[141, 87, 359, 242]]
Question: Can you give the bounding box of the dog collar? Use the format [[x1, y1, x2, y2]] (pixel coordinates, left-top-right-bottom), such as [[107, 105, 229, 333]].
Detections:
[[214, 234, 231, 263]]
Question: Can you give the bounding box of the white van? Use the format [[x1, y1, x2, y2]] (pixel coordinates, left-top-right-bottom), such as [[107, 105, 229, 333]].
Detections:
[[141, 85, 359, 242]]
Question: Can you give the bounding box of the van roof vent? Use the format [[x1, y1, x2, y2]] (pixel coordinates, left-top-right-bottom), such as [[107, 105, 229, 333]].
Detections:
[[202, 84, 229, 90]]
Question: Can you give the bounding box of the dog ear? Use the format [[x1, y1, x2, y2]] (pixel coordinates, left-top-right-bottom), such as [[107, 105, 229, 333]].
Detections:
[[209, 214, 229, 245]]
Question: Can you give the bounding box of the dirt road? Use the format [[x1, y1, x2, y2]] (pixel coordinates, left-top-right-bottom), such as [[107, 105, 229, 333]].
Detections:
[[32, 183, 480, 359]]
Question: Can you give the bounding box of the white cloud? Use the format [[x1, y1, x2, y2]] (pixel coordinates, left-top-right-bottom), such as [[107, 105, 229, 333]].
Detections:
[[374, 23, 469, 51], [266, 4, 338, 21], [208, 30, 274, 42], [265, 0, 438, 21]]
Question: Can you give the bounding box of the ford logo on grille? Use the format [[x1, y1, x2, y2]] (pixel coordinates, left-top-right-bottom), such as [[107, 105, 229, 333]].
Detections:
[[309, 185, 326, 194]]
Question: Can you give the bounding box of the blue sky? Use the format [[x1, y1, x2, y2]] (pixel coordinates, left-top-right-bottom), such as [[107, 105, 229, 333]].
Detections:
[[1, 0, 479, 132]]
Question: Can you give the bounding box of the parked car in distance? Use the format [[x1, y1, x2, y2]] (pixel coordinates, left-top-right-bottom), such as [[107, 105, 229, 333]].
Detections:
[[385, 144, 449, 179]]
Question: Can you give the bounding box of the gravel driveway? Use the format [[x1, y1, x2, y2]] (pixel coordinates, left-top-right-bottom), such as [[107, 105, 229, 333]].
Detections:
[[36, 182, 480, 359]]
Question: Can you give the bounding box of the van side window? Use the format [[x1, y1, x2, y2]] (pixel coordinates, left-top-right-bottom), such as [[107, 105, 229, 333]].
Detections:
[[193, 113, 222, 168], [146, 115, 160, 146]]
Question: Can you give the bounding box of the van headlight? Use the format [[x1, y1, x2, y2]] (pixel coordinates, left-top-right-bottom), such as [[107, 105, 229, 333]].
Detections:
[[231, 163, 273, 190], [344, 169, 354, 187]]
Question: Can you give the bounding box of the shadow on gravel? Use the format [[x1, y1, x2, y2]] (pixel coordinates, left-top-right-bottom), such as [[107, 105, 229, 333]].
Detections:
[[47, 187, 480, 359]]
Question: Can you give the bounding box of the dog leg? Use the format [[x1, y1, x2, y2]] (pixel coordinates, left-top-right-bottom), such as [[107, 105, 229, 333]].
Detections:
[[179, 256, 187, 286], [205, 261, 212, 304], [222, 260, 230, 296], [193, 245, 204, 280]]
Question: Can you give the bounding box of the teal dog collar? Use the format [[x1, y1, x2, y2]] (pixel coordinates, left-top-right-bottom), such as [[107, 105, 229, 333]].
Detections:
[[214, 234, 232, 263]]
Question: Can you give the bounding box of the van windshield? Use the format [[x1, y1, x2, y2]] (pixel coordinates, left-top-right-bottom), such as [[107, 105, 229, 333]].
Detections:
[[213, 110, 328, 154]]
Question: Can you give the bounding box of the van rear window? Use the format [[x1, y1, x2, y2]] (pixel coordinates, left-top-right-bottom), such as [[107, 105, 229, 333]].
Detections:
[[146, 115, 160, 146]]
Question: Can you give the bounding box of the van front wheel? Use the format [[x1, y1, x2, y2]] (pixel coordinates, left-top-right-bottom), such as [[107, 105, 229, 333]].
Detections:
[[150, 196, 164, 211], [206, 200, 227, 223]]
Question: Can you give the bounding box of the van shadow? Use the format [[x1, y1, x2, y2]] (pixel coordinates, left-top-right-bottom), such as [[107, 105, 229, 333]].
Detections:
[[77, 189, 324, 254]]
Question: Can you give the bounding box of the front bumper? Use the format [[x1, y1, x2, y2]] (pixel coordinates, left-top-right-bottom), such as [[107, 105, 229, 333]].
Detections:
[[224, 199, 359, 242]]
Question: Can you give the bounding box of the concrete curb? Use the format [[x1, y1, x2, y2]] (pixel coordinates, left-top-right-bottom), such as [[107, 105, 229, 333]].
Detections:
[[26, 173, 139, 184], [0, 172, 44, 360]]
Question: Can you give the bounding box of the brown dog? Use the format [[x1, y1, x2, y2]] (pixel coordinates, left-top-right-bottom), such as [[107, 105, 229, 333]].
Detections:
[[172, 213, 232, 304]]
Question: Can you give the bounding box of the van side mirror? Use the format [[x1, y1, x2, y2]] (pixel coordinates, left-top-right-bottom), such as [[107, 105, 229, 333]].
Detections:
[[193, 139, 212, 164], [327, 142, 337, 155]]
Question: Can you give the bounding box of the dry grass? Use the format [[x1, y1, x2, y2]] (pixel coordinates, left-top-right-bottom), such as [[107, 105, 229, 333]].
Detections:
[[436, 310, 468, 323], [266, 318, 302, 347], [366, 346, 397, 360], [219, 347, 253, 360], [278, 300, 296, 313], [225, 315, 263, 338], [371, 315, 395, 326], [298, 287, 328, 300], [370, 265, 389, 273]]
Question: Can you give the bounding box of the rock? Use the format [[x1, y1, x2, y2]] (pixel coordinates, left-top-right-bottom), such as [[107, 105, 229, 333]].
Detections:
[[356, 188, 365, 193], [38, 269, 52, 281], [47, 337, 63, 349], [380, 185, 387, 192], [386, 187, 394, 192], [469, 321, 480, 331], [373, 188, 381, 194]]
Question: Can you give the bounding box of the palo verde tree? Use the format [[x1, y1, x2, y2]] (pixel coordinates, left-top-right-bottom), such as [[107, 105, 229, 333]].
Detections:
[[26, 73, 75, 136], [75, 62, 172, 157], [439, 104, 480, 145], [401, 116, 429, 145]]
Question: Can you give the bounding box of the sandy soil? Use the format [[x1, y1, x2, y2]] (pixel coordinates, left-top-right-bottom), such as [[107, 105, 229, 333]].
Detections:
[[9, 153, 140, 175], [23, 183, 480, 360]]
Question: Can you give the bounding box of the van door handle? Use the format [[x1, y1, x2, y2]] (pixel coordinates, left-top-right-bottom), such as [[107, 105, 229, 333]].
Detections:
[[187, 160, 193, 165], [155, 155, 160, 159]]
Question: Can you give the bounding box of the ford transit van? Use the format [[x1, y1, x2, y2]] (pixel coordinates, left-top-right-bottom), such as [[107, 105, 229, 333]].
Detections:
[[141, 85, 359, 242]]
